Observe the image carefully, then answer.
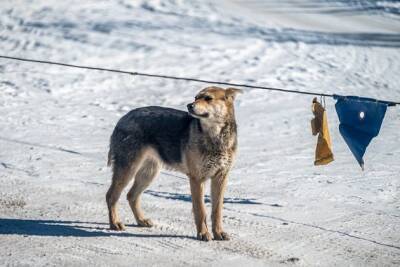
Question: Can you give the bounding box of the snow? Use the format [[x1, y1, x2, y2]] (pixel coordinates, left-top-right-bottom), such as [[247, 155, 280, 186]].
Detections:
[[0, 0, 399, 266]]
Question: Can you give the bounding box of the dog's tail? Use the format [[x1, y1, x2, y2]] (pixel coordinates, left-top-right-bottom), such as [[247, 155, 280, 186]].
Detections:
[[107, 147, 113, 167]]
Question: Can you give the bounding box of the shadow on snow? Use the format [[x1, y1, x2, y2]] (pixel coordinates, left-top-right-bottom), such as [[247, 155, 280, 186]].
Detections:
[[0, 218, 195, 239], [145, 190, 266, 205]]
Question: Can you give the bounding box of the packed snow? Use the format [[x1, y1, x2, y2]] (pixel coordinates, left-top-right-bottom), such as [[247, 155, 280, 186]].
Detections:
[[0, 0, 399, 266]]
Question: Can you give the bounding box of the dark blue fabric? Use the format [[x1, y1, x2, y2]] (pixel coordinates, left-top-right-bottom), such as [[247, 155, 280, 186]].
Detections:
[[334, 95, 388, 168]]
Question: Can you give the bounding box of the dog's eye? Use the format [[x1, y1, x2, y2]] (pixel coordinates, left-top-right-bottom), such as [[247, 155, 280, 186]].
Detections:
[[204, 96, 213, 101]]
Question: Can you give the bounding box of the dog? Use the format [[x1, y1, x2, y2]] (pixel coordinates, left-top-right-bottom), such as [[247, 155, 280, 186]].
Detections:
[[106, 86, 242, 241]]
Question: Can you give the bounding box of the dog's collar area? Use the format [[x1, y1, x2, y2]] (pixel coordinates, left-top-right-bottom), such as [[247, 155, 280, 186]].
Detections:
[[188, 110, 209, 118]]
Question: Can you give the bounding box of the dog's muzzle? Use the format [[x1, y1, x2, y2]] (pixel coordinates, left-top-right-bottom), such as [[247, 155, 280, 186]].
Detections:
[[187, 103, 209, 118]]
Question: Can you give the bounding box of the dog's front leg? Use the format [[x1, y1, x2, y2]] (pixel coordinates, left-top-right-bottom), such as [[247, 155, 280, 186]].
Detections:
[[189, 177, 211, 241], [211, 173, 230, 240]]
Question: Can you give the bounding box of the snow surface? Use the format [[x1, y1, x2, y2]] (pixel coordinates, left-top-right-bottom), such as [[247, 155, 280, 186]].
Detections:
[[0, 0, 399, 266]]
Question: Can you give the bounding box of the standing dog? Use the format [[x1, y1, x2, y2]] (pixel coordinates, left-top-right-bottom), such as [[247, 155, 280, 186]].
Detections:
[[106, 86, 242, 241]]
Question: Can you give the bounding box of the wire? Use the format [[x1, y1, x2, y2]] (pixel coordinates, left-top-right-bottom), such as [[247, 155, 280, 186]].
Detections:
[[1, 55, 399, 106]]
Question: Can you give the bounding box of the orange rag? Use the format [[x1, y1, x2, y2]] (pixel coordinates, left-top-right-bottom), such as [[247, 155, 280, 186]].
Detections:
[[311, 97, 334, 165]]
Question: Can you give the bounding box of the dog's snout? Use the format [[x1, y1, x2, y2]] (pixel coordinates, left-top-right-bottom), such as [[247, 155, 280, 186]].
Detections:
[[187, 103, 194, 110]]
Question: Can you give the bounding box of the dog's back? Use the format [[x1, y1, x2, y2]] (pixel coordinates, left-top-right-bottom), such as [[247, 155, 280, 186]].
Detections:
[[108, 106, 193, 169]]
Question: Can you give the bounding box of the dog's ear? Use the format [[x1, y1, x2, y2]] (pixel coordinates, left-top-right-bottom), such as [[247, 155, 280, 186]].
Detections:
[[225, 88, 243, 101]]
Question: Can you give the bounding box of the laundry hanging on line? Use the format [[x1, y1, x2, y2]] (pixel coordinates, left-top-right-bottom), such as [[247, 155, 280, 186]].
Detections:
[[333, 95, 389, 170], [311, 97, 334, 165]]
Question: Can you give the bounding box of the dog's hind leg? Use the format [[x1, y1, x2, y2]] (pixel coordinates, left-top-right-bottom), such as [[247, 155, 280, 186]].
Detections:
[[127, 159, 160, 227], [106, 152, 146, 231], [106, 166, 132, 231]]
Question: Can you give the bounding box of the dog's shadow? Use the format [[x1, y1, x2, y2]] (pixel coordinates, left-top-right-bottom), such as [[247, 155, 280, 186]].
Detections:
[[145, 190, 264, 205], [0, 218, 194, 239]]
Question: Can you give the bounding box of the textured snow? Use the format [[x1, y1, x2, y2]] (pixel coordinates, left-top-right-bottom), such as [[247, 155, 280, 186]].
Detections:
[[0, 0, 399, 266]]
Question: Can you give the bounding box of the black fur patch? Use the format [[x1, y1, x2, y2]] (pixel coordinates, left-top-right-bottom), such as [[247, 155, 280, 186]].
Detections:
[[110, 106, 194, 166]]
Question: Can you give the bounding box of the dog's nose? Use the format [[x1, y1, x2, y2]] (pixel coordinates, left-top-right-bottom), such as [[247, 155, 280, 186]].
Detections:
[[187, 103, 194, 110]]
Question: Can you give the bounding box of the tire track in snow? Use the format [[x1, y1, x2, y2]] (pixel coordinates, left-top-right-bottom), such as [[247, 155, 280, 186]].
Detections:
[[224, 207, 400, 251]]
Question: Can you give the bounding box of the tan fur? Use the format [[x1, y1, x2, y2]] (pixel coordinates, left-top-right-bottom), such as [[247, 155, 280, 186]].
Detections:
[[106, 86, 242, 241]]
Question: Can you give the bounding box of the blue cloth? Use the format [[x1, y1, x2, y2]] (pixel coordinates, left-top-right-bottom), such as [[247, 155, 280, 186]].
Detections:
[[333, 95, 388, 169]]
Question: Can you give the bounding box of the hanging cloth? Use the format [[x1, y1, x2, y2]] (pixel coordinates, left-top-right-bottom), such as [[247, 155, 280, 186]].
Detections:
[[311, 97, 334, 165], [333, 95, 388, 170]]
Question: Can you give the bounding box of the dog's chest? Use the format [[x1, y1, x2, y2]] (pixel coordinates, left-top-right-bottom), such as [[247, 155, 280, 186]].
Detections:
[[198, 141, 235, 177], [204, 151, 232, 175], [186, 120, 238, 178]]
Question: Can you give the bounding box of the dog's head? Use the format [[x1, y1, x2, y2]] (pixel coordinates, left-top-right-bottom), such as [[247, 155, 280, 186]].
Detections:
[[187, 86, 242, 123]]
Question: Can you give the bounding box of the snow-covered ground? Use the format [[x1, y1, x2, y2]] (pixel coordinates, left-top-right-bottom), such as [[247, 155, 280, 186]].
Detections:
[[0, 0, 399, 266]]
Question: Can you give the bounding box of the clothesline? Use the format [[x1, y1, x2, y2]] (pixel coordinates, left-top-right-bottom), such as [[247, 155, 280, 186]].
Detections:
[[0, 55, 399, 106], [1, 54, 397, 168]]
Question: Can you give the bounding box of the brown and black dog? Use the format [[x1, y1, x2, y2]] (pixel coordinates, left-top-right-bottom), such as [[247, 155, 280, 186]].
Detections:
[[106, 86, 242, 241]]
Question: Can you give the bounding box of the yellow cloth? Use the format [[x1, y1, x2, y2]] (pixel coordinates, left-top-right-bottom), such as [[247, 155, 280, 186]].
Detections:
[[311, 98, 334, 165]]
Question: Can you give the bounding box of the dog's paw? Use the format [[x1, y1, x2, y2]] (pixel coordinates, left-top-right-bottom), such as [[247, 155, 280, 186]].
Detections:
[[213, 231, 230, 241], [110, 221, 126, 231], [197, 231, 212, 242], [137, 218, 154, 228]]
